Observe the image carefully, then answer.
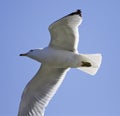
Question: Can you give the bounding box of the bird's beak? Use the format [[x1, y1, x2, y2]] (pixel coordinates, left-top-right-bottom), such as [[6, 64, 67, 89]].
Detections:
[[19, 53, 28, 56]]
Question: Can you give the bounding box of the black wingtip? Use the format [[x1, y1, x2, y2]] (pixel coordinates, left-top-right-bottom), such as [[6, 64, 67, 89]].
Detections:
[[68, 9, 82, 17]]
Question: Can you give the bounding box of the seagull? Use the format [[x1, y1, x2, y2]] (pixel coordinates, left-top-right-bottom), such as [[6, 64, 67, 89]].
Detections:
[[18, 10, 102, 116]]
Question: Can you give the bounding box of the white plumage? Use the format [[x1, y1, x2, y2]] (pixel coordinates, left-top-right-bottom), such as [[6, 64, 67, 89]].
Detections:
[[18, 10, 102, 116]]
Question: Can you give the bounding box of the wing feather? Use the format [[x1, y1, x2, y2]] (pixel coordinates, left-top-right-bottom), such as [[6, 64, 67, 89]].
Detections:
[[49, 10, 82, 52], [18, 65, 69, 116]]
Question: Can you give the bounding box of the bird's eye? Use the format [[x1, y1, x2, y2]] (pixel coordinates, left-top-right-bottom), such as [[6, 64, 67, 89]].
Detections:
[[30, 50, 34, 52]]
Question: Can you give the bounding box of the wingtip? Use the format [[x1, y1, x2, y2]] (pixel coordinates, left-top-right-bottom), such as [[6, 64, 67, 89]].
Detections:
[[68, 9, 82, 17]]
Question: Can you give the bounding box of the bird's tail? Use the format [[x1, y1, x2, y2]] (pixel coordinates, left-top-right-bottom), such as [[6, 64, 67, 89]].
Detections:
[[77, 54, 102, 75]]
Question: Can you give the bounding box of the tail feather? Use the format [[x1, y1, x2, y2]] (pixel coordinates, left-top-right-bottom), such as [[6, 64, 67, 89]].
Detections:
[[78, 54, 102, 75]]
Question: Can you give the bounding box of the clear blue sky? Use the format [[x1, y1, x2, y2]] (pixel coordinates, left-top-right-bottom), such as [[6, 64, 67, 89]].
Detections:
[[0, 0, 120, 116]]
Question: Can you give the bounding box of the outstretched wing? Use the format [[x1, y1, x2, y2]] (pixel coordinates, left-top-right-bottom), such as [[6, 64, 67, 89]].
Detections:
[[18, 65, 69, 116], [49, 10, 82, 52]]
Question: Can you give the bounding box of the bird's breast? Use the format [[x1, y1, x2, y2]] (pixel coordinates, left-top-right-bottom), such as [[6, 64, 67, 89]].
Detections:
[[35, 47, 79, 68]]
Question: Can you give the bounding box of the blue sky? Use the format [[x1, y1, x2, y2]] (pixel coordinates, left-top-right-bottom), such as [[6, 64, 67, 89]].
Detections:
[[0, 0, 120, 116]]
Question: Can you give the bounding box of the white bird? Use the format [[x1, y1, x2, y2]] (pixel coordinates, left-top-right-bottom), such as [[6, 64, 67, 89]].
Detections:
[[18, 10, 102, 116]]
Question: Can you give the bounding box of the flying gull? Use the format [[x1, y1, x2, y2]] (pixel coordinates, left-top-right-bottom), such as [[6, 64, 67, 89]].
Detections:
[[18, 9, 102, 116]]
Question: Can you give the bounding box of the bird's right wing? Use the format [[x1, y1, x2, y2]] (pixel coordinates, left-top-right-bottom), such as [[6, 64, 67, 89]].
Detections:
[[18, 65, 69, 116], [48, 10, 82, 52]]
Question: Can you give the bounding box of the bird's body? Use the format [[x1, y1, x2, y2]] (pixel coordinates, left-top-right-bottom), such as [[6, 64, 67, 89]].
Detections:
[[24, 47, 89, 68], [18, 10, 102, 116]]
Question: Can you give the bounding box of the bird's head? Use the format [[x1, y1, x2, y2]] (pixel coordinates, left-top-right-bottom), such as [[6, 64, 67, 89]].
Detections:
[[20, 48, 43, 62], [20, 49, 36, 56]]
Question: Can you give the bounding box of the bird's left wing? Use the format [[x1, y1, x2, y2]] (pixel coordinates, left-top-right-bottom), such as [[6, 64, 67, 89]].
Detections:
[[49, 10, 82, 52], [18, 65, 69, 116]]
